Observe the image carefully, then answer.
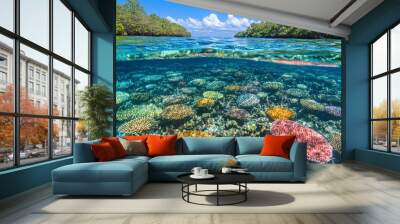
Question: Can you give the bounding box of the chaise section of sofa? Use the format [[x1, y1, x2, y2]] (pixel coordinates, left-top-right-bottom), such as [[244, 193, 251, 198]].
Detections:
[[52, 141, 149, 196]]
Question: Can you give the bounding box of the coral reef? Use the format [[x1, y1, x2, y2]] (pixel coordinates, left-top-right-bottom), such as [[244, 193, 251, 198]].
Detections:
[[237, 93, 260, 108], [224, 85, 241, 92], [196, 98, 216, 108], [262, 82, 284, 91], [265, 106, 295, 120], [329, 132, 342, 153], [271, 120, 333, 163], [300, 99, 325, 112], [203, 91, 224, 100], [118, 117, 158, 134], [116, 104, 162, 121], [286, 88, 309, 98], [225, 107, 251, 121], [161, 104, 194, 123], [325, 106, 341, 117], [177, 130, 211, 138]]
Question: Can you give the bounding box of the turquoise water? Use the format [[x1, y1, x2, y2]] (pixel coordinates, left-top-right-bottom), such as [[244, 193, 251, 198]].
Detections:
[[117, 36, 341, 65], [116, 36, 341, 149]]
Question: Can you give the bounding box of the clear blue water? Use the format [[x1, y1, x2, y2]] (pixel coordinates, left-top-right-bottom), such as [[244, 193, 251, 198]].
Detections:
[[117, 36, 341, 65], [116, 36, 341, 148]]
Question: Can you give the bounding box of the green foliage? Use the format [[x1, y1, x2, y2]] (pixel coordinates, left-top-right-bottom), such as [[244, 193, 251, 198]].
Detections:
[[116, 0, 191, 37], [79, 84, 114, 140], [235, 21, 334, 39]]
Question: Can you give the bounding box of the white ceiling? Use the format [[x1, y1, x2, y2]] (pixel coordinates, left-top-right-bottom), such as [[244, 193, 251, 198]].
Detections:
[[170, 0, 384, 38]]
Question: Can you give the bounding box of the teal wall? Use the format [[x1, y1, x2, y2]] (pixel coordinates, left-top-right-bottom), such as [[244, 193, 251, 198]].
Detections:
[[0, 0, 115, 200], [345, 0, 400, 171]]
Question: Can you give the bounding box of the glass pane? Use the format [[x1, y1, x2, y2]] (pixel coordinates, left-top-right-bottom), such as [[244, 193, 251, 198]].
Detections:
[[20, 0, 49, 49], [75, 120, 88, 143], [391, 120, 400, 153], [20, 44, 49, 115], [20, 117, 49, 165], [53, 59, 72, 117], [74, 18, 89, 70], [372, 121, 388, 151], [53, 119, 72, 157], [53, 0, 72, 60], [372, 76, 387, 119], [74, 69, 89, 118], [391, 72, 400, 118], [391, 24, 400, 70], [0, 0, 14, 31], [0, 116, 13, 170], [0, 35, 14, 112], [372, 33, 387, 76]]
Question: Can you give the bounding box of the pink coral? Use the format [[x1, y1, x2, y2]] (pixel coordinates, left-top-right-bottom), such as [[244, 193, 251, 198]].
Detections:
[[271, 120, 332, 163]]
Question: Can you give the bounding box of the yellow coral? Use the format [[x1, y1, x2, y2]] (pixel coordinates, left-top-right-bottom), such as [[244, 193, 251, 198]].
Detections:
[[196, 98, 216, 108], [224, 85, 241, 91], [177, 130, 211, 138], [265, 106, 295, 120]]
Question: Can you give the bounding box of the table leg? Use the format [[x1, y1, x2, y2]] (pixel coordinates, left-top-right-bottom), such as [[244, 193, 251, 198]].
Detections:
[[195, 184, 198, 192], [217, 184, 219, 206], [245, 183, 247, 201]]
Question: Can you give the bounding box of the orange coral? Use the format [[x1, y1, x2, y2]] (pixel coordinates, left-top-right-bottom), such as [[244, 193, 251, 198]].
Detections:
[[265, 106, 295, 120]]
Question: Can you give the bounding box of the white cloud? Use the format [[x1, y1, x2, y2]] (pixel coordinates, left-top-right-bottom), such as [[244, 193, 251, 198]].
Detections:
[[166, 13, 258, 35]]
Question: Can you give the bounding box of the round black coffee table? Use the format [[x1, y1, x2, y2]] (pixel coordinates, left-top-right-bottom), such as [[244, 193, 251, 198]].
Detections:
[[177, 173, 255, 206]]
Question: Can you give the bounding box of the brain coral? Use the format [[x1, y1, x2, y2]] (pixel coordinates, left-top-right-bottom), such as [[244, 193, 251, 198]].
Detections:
[[118, 117, 157, 134], [196, 98, 216, 108], [265, 106, 295, 120], [203, 91, 224, 100], [236, 93, 260, 108], [300, 99, 325, 112], [161, 104, 194, 122], [271, 120, 333, 163]]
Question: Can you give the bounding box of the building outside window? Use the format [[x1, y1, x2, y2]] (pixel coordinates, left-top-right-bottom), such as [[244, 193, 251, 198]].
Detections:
[[0, 0, 92, 170]]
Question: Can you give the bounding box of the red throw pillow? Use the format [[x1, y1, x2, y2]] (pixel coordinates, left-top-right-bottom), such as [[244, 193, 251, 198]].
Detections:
[[91, 142, 117, 162], [124, 135, 148, 141], [146, 135, 177, 157], [101, 137, 127, 158], [260, 135, 296, 159]]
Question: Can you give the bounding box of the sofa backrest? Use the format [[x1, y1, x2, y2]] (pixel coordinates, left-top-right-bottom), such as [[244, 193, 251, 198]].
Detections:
[[180, 137, 236, 155], [73, 139, 100, 163], [235, 137, 263, 155]]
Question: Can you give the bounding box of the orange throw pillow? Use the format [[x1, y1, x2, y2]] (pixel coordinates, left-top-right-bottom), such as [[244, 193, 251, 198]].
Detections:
[[91, 142, 117, 162], [260, 135, 296, 159], [124, 135, 148, 141], [146, 135, 177, 157], [101, 137, 127, 158]]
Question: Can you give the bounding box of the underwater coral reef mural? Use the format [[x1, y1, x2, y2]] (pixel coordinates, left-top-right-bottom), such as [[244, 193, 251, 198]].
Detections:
[[116, 0, 342, 163]]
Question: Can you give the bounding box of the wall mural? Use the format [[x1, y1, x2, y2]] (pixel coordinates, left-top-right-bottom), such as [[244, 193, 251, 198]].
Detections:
[[116, 0, 342, 163]]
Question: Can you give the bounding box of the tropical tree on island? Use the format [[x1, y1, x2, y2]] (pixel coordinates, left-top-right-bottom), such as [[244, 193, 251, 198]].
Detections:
[[235, 21, 334, 39], [116, 0, 191, 37]]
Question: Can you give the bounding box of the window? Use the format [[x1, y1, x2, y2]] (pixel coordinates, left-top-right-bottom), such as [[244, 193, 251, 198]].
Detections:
[[53, 0, 72, 60], [0, 34, 14, 113], [75, 17, 90, 70], [370, 23, 400, 154], [0, 0, 91, 170], [0, 0, 14, 32], [20, 0, 49, 49]]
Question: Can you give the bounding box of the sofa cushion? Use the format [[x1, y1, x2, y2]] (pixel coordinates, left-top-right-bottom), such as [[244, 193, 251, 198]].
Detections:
[[53, 158, 147, 183], [147, 135, 177, 157], [260, 135, 296, 159], [235, 137, 263, 155], [236, 155, 293, 172], [181, 137, 235, 155], [101, 137, 127, 158], [91, 142, 118, 162], [149, 154, 235, 172]]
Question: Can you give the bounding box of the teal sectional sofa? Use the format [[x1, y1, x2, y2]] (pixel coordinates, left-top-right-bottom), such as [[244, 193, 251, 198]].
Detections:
[[52, 137, 307, 196]]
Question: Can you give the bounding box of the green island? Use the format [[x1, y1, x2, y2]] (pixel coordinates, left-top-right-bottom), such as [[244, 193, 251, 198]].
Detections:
[[235, 21, 333, 39], [116, 0, 191, 37]]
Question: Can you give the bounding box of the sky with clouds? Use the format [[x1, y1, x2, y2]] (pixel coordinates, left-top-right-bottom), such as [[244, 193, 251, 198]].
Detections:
[[117, 0, 258, 37]]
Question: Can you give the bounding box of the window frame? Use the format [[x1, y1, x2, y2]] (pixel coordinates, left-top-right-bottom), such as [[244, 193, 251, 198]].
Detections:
[[370, 21, 400, 154], [0, 0, 92, 171]]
